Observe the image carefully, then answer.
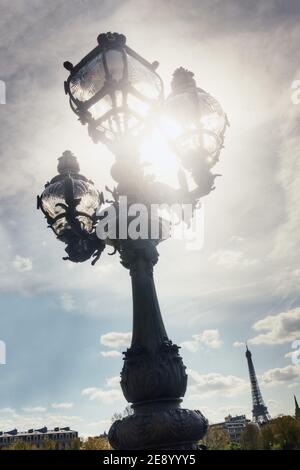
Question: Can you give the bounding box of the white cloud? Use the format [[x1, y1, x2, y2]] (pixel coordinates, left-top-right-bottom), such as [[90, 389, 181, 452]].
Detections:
[[181, 329, 222, 352], [218, 405, 247, 415], [180, 340, 200, 353], [105, 376, 120, 388], [13, 255, 32, 272], [288, 382, 299, 389], [81, 387, 122, 404], [262, 365, 300, 386], [267, 399, 279, 410], [249, 308, 300, 345], [210, 250, 258, 269], [51, 402, 74, 410], [187, 368, 248, 397], [284, 351, 294, 359], [60, 293, 75, 312], [0, 407, 16, 414], [199, 330, 223, 349], [22, 406, 47, 413], [100, 332, 131, 350], [233, 341, 245, 348], [100, 350, 122, 358]]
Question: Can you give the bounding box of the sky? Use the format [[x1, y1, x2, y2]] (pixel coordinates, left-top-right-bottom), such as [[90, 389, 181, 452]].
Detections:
[[0, 0, 300, 437]]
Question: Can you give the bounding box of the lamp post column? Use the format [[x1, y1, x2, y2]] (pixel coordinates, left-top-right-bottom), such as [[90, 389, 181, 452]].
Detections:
[[108, 239, 208, 450]]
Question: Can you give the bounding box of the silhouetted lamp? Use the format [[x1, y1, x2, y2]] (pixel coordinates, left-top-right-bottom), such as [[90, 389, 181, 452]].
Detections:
[[38, 32, 229, 450]]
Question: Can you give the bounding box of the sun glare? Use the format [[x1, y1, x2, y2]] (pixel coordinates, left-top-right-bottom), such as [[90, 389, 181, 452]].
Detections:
[[139, 128, 180, 188]]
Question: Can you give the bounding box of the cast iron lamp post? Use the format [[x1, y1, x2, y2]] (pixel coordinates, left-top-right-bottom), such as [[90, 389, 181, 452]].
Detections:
[[37, 32, 228, 450]]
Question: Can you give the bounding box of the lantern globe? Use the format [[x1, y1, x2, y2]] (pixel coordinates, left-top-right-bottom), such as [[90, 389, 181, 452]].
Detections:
[[38, 151, 101, 239], [163, 67, 228, 169], [64, 32, 164, 143]]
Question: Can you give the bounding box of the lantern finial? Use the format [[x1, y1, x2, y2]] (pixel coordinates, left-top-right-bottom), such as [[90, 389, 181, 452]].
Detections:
[[171, 67, 196, 93], [57, 150, 80, 175], [97, 32, 126, 48]]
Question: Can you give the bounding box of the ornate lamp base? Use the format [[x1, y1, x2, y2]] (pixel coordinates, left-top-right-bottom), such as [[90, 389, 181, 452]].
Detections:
[[107, 239, 208, 450], [109, 402, 207, 450]]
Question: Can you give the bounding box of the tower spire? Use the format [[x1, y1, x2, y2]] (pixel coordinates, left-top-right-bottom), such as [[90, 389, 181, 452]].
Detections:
[[245, 345, 270, 424], [295, 395, 300, 419]]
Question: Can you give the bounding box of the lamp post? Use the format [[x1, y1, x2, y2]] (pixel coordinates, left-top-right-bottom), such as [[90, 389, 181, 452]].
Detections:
[[38, 32, 228, 450]]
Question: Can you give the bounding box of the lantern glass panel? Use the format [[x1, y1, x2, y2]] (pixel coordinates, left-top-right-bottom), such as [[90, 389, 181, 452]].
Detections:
[[41, 178, 100, 236], [105, 49, 124, 80], [127, 54, 162, 100], [70, 52, 106, 102], [163, 88, 227, 162]]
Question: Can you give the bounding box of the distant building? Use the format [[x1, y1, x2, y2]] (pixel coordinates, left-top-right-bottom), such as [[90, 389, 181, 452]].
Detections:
[[295, 395, 300, 419], [0, 427, 78, 449], [210, 414, 250, 444], [224, 414, 251, 442]]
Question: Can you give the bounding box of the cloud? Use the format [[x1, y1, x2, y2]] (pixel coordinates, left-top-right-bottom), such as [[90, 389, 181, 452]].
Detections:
[[284, 351, 294, 360], [262, 365, 300, 385], [187, 368, 247, 397], [288, 382, 299, 389], [100, 350, 122, 358], [249, 308, 300, 345], [267, 399, 279, 410], [180, 340, 200, 353], [13, 255, 32, 272], [51, 402, 74, 410], [0, 407, 16, 415], [233, 341, 245, 347], [105, 376, 120, 388], [100, 332, 131, 350], [81, 387, 122, 404], [210, 250, 258, 269], [60, 293, 75, 312], [181, 329, 222, 352], [22, 406, 47, 413], [199, 330, 223, 349], [218, 405, 248, 415]]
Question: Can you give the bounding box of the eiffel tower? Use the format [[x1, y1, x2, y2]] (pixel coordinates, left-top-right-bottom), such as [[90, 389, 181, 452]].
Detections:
[[295, 395, 300, 419], [245, 344, 271, 424]]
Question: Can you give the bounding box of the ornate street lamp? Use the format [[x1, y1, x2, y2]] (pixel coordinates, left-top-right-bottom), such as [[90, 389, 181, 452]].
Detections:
[[38, 32, 228, 450]]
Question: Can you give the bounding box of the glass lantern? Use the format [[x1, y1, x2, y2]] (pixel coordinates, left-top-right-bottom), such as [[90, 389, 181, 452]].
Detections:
[[162, 67, 229, 171], [63, 32, 164, 143], [37, 151, 101, 241]]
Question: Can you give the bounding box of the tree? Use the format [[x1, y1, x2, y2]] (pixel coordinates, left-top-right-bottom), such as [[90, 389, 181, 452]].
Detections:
[[224, 441, 241, 450], [240, 423, 262, 450], [261, 416, 300, 450], [203, 426, 231, 450], [111, 405, 133, 423], [82, 437, 112, 450], [68, 437, 81, 450], [3, 441, 37, 450], [41, 438, 56, 450]]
